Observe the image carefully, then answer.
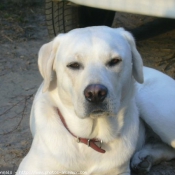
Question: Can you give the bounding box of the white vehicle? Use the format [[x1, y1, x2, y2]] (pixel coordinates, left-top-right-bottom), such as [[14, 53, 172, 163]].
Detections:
[[45, 0, 175, 38]]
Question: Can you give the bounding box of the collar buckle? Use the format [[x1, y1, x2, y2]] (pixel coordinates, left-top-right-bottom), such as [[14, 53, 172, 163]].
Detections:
[[76, 137, 80, 143]]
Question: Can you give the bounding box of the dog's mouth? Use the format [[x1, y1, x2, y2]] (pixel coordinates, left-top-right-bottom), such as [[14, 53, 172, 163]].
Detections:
[[91, 109, 104, 114], [83, 102, 109, 118], [89, 109, 107, 118]]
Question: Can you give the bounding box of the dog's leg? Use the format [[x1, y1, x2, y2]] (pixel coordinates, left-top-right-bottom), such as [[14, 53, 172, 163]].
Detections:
[[131, 141, 175, 173]]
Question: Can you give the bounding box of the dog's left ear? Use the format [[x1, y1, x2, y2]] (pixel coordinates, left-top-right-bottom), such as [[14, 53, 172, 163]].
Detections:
[[118, 28, 144, 84], [38, 35, 62, 92]]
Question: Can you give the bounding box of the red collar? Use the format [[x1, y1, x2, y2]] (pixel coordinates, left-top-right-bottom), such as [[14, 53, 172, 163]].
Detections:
[[58, 109, 106, 154]]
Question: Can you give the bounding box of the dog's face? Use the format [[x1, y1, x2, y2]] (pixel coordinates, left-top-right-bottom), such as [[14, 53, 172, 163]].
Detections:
[[38, 27, 143, 119]]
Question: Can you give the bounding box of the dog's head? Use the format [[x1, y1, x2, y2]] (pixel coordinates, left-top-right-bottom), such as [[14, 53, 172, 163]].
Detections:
[[38, 26, 143, 119]]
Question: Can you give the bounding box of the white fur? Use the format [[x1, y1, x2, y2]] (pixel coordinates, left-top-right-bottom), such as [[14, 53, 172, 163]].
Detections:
[[17, 26, 175, 175]]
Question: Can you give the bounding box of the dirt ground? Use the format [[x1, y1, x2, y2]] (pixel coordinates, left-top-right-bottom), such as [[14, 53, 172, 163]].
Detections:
[[0, 0, 48, 171], [0, 1, 175, 175]]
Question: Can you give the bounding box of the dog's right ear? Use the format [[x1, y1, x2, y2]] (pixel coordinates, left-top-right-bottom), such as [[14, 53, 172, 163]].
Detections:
[[38, 35, 62, 92]]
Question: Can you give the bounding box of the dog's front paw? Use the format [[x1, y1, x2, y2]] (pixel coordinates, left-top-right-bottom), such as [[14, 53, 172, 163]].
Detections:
[[131, 150, 153, 173]]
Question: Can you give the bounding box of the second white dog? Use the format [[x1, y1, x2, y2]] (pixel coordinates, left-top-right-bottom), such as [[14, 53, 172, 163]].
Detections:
[[17, 26, 175, 175]]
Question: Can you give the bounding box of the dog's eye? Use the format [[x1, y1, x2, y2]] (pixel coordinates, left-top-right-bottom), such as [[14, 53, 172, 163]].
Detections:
[[107, 58, 121, 67], [67, 62, 81, 70]]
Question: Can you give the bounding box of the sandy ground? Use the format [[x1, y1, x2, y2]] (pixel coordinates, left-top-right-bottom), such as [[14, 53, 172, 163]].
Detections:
[[0, 2, 175, 175]]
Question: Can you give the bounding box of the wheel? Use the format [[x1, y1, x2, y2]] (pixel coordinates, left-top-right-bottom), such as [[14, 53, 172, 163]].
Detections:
[[45, 0, 79, 38], [45, 0, 115, 39]]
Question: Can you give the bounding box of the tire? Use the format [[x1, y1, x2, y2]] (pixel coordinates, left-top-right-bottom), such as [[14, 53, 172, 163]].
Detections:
[[45, 0, 115, 39]]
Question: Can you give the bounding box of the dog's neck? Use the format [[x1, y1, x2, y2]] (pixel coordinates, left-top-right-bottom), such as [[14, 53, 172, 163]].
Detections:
[[57, 107, 106, 153]]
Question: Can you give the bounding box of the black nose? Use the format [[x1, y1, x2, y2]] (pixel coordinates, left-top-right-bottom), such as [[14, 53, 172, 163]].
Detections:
[[84, 84, 108, 103]]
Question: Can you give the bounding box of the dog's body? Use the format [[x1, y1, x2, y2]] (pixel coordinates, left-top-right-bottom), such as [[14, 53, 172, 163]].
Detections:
[[17, 26, 175, 175]]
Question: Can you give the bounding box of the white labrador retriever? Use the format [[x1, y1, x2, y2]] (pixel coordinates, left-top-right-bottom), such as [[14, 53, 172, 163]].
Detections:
[[17, 26, 175, 175]]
